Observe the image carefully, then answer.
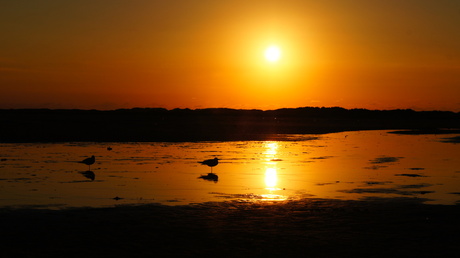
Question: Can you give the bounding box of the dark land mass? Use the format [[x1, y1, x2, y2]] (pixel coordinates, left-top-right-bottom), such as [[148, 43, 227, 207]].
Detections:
[[1, 107, 459, 142], [1, 198, 460, 257]]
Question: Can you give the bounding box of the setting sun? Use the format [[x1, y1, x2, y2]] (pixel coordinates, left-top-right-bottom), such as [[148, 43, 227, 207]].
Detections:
[[264, 45, 281, 63], [1, 1, 459, 111]]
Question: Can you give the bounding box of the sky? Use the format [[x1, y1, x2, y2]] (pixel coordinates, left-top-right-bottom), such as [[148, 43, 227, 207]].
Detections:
[[1, 0, 460, 111]]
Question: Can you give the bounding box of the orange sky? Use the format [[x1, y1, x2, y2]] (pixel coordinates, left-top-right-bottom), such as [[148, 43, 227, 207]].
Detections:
[[1, 0, 460, 111]]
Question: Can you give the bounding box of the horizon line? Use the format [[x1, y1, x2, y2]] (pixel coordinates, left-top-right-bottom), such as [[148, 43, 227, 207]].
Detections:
[[1, 106, 459, 113]]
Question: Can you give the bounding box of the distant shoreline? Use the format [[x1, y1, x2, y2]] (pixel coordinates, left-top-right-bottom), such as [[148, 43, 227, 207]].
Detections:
[[1, 107, 459, 142]]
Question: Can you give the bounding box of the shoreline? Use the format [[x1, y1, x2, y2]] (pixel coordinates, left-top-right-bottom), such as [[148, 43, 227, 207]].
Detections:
[[1, 128, 459, 143]]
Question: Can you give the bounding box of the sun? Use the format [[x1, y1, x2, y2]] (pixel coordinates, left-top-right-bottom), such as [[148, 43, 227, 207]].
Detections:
[[264, 45, 281, 63]]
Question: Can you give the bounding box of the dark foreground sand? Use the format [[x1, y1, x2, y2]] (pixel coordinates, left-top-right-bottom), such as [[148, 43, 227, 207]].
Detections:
[[1, 197, 460, 258]]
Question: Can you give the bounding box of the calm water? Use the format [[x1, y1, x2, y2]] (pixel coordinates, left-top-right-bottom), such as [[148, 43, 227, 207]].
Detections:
[[1, 130, 459, 209]]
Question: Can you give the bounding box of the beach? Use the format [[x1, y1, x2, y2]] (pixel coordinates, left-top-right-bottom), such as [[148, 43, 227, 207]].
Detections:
[[2, 197, 460, 257], [1, 109, 460, 257]]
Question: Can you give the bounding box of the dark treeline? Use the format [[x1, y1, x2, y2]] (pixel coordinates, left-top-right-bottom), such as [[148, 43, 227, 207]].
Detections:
[[1, 107, 459, 142]]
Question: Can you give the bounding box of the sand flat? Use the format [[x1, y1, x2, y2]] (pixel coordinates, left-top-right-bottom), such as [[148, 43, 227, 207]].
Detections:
[[1, 197, 459, 257]]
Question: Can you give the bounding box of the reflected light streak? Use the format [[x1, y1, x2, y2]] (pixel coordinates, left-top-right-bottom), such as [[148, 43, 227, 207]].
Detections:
[[265, 167, 278, 190], [264, 141, 278, 159], [262, 142, 286, 200], [262, 167, 287, 201]]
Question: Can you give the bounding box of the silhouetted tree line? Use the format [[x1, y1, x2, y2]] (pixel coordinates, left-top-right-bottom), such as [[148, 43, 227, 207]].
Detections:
[[0, 107, 459, 142]]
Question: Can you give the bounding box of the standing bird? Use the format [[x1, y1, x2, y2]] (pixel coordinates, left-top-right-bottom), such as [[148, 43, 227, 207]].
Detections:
[[198, 157, 219, 172], [79, 155, 95, 170]]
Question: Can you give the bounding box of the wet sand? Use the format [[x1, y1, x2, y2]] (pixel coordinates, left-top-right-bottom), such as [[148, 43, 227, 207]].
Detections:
[[2, 197, 460, 257]]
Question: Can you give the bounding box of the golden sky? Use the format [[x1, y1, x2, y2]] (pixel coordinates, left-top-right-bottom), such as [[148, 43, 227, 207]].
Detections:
[[1, 0, 460, 111]]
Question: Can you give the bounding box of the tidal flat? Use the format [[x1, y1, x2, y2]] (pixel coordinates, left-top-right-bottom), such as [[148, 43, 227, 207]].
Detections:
[[1, 130, 460, 208], [1, 129, 459, 257]]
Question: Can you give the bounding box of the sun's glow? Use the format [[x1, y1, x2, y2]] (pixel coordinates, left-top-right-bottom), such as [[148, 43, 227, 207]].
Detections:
[[264, 45, 281, 62]]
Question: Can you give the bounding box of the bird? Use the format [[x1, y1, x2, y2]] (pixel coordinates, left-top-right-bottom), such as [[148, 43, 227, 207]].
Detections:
[[79, 155, 95, 170], [198, 157, 219, 172]]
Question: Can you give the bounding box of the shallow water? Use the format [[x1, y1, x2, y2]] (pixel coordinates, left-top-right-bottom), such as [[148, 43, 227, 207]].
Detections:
[[0, 130, 459, 209]]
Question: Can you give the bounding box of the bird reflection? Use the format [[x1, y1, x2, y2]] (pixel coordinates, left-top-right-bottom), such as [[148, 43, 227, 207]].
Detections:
[[79, 155, 95, 170], [198, 172, 218, 182], [198, 157, 219, 172], [80, 170, 95, 181]]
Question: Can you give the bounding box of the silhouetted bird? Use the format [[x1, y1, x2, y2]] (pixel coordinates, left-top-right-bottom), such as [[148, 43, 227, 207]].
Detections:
[[79, 155, 95, 170], [198, 157, 219, 172]]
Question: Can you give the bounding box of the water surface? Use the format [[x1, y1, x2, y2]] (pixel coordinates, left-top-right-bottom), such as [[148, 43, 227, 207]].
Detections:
[[1, 130, 459, 209]]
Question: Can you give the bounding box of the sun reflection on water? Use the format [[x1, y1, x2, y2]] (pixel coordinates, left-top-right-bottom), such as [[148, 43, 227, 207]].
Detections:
[[264, 142, 278, 157], [265, 167, 278, 190], [262, 167, 287, 201], [261, 142, 287, 201]]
